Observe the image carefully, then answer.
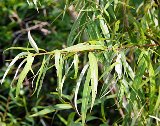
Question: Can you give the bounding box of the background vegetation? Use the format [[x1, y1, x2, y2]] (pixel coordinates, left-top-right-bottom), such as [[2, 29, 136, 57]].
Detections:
[[0, 0, 160, 126]]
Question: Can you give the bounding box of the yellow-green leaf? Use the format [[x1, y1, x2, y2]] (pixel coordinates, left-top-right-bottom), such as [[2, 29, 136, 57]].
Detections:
[[81, 69, 91, 125], [28, 31, 39, 53], [55, 50, 63, 95], [16, 53, 34, 98], [1, 52, 29, 85], [73, 53, 79, 79], [74, 64, 89, 115], [88, 52, 98, 111]]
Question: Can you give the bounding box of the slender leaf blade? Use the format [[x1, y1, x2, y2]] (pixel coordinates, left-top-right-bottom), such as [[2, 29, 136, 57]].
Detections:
[[16, 53, 34, 98], [88, 52, 98, 110], [28, 31, 39, 53]]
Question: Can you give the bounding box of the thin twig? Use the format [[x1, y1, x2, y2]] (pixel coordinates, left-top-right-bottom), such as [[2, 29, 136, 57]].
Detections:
[[14, 22, 49, 36]]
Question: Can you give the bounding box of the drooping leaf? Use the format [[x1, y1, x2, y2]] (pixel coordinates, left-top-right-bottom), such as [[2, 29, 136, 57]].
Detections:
[[16, 53, 34, 98], [11, 58, 27, 87], [37, 56, 50, 97], [88, 52, 98, 111], [74, 64, 89, 115], [121, 52, 135, 80], [73, 53, 79, 79], [115, 53, 122, 79], [32, 56, 46, 96], [1, 52, 29, 85], [99, 16, 110, 39], [28, 31, 39, 53], [81, 69, 91, 125], [55, 50, 63, 96]]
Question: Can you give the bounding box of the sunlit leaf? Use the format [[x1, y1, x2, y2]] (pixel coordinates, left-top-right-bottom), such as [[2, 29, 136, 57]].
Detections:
[[55, 50, 63, 96], [114, 20, 120, 33], [16, 53, 34, 98], [73, 53, 79, 79], [88, 52, 98, 111], [115, 53, 122, 79], [74, 64, 89, 115], [30, 104, 72, 117], [1, 52, 29, 85], [32, 56, 46, 96], [81, 69, 91, 125], [28, 31, 39, 53], [11, 58, 27, 87]]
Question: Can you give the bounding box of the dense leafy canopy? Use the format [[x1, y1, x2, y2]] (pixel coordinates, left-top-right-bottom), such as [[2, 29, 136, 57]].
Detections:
[[0, 0, 160, 126]]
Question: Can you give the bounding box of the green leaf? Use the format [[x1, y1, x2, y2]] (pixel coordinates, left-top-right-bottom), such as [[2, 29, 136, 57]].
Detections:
[[67, 112, 76, 126], [16, 53, 34, 98], [154, 86, 160, 111], [55, 50, 63, 96], [37, 57, 50, 97], [57, 114, 67, 125], [121, 52, 135, 80], [115, 53, 122, 79], [67, 12, 84, 46], [98, 16, 110, 43], [11, 58, 27, 87], [62, 43, 105, 52], [74, 64, 89, 115], [73, 53, 79, 79], [28, 31, 39, 53], [32, 56, 46, 96], [81, 69, 91, 125], [30, 104, 72, 117], [1, 52, 29, 85], [114, 20, 120, 33], [88, 52, 98, 111]]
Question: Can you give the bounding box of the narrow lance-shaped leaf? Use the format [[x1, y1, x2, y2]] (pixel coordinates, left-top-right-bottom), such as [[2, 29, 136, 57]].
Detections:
[[88, 52, 98, 111], [11, 58, 27, 87], [98, 15, 110, 45], [115, 53, 122, 79], [121, 52, 135, 80], [32, 56, 46, 96], [37, 56, 50, 97], [147, 54, 156, 112], [74, 64, 89, 115], [81, 69, 91, 125], [1, 52, 29, 85], [28, 31, 39, 53], [16, 53, 34, 98], [55, 50, 63, 95], [73, 53, 79, 79], [62, 43, 105, 52], [61, 61, 74, 89], [30, 104, 72, 117]]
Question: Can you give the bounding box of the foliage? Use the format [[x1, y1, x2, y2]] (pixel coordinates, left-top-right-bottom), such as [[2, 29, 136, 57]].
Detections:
[[0, 0, 160, 126]]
